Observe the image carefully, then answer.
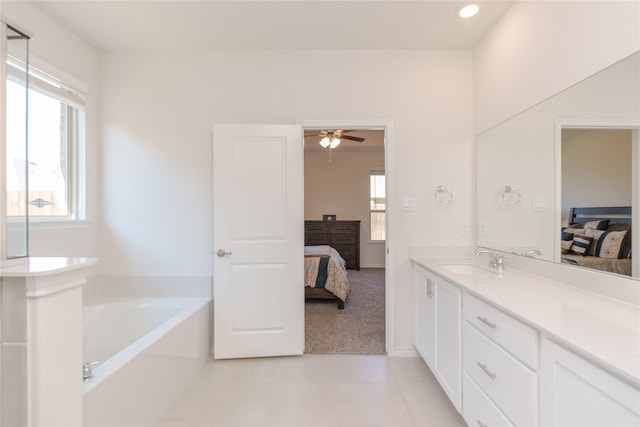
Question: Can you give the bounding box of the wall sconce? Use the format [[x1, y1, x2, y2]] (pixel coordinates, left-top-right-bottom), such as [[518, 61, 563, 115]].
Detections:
[[500, 185, 522, 204], [433, 185, 454, 205]]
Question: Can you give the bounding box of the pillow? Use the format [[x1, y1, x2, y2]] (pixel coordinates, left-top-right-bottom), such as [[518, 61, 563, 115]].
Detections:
[[570, 234, 593, 255], [583, 220, 610, 230], [606, 223, 632, 259], [592, 230, 627, 259], [564, 227, 586, 236], [561, 231, 574, 253], [584, 228, 606, 256]]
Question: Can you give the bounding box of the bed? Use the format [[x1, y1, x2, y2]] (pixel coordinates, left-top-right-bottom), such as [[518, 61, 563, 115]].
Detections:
[[304, 245, 351, 309], [561, 206, 632, 276]]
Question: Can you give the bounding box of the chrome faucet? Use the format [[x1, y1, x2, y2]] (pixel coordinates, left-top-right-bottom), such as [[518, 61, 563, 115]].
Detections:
[[524, 249, 543, 258], [475, 249, 507, 273], [83, 360, 103, 381]]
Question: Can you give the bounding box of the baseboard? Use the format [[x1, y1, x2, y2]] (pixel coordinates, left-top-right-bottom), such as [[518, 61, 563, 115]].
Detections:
[[390, 346, 420, 357]]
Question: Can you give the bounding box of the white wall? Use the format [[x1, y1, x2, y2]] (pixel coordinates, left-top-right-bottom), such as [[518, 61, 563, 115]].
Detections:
[[1, 1, 100, 258], [98, 50, 475, 350], [562, 129, 632, 224], [475, 0, 640, 133], [305, 145, 385, 268]]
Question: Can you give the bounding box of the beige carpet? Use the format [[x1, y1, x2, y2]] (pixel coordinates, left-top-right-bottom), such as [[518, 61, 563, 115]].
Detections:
[[304, 268, 385, 354]]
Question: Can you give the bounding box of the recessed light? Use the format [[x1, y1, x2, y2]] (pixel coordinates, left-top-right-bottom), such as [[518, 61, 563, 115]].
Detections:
[[459, 4, 479, 18]]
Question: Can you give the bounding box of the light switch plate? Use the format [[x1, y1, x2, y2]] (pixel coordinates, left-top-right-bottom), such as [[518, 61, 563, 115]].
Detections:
[[401, 197, 417, 211]]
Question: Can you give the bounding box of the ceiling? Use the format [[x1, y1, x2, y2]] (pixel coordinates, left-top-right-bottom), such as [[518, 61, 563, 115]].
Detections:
[[29, 1, 513, 52]]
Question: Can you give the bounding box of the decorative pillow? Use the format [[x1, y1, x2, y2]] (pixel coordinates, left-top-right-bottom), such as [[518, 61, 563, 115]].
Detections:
[[584, 228, 606, 256], [583, 220, 610, 230], [606, 223, 632, 259], [564, 227, 586, 236], [594, 230, 627, 259], [561, 231, 574, 253], [570, 235, 593, 255]]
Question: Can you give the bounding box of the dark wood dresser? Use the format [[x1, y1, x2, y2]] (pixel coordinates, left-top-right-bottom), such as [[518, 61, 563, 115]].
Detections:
[[304, 220, 361, 270]]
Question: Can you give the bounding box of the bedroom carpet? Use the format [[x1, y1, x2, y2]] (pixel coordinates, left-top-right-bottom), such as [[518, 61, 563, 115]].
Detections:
[[305, 268, 385, 355]]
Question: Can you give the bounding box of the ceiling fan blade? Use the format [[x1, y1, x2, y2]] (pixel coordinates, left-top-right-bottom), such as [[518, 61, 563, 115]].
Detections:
[[341, 135, 365, 142]]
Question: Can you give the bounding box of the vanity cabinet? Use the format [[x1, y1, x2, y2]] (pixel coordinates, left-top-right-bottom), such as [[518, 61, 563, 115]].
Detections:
[[414, 264, 461, 411], [540, 338, 640, 426], [462, 293, 539, 427]]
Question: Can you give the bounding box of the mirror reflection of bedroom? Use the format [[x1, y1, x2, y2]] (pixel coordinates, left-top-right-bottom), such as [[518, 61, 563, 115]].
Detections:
[[303, 129, 386, 354], [561, 128, 635, 277]]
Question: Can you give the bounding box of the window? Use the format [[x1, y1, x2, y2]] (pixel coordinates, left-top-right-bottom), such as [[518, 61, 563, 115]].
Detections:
[[370, 169, 385, 241], [6, 60, 86, 220]]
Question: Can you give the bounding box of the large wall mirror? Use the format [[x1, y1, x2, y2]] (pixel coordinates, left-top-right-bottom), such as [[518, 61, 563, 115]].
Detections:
[[477, 51, 640, 279]]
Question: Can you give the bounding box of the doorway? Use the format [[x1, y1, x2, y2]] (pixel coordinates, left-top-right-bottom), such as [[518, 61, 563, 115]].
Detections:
[[298, 120, 394, 355]]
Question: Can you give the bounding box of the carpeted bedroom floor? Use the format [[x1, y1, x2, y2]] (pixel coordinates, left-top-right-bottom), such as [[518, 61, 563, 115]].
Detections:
[[305, 268, 385, 355]]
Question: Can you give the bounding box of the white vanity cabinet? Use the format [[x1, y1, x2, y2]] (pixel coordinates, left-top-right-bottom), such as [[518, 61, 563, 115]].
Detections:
[[540, 338, 640, 426], [462, 293, 539, 427], [414, 264, 462, 411]]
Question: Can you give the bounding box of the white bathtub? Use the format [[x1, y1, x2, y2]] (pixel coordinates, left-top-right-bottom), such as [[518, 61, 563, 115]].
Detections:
[[83, 297, 211, 426]]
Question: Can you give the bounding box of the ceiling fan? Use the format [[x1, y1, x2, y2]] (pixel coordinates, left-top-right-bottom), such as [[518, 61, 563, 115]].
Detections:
[[308, 130, 365, 149]]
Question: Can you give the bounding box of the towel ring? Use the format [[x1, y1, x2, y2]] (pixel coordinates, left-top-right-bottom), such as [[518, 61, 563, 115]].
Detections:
[[501, 185, 522, 204], [434, 185, 454, 205]]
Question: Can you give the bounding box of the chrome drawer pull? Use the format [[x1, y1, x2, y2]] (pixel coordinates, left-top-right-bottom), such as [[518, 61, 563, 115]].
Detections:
[[477, 362, 497, 379], [476, 315, 496, 329], [477, 421, 488, 427]]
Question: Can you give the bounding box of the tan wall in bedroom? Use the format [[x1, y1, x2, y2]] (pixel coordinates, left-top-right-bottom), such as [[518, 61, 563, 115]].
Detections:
[[562, 129, 632, 225], [304, 146, 385, 268]]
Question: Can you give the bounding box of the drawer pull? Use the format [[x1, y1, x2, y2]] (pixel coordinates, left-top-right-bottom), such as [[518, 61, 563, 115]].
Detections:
[[477, 421, 488, 427], [477, 362, 497, 379], [476, 315, 496, 329]]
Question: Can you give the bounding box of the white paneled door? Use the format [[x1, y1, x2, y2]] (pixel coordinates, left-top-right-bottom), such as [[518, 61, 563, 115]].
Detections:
[[212, 124, 304, 359]]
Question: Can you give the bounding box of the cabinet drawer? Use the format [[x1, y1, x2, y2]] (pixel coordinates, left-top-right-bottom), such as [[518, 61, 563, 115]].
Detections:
[[305, 234, 329, 245], [464, 323, 538, 427], [463, 293, 538, 369], [305, 223, 328, 233], [331, 235, 357, 245], [463, 373, 514, 427], [330, 223, 358, 234]]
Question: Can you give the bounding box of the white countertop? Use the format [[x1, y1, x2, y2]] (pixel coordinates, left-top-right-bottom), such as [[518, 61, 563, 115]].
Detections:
[[0, 256, 97, 277], [412, 257, 640, 386]]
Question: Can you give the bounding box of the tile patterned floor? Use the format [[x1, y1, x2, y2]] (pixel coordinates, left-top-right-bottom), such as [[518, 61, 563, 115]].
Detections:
[[156, 355, 466, 427]]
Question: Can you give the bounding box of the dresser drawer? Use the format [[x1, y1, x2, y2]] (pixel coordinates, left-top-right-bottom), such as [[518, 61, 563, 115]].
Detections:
[[463, 323, 538, 427], [330, 235, 357, 245], [463, 293, 538, 369], [330, 223, 358, 234], [463, 373, 514, 427], [305, 234, 329, 245], [305, 223, 329, 234]]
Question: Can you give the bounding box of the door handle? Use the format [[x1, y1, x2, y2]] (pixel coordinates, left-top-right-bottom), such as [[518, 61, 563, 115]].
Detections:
[[216, 249, 232, 257]]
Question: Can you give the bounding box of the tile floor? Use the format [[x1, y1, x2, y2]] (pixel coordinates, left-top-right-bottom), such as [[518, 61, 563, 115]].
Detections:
[[156, 355, 466, 427]]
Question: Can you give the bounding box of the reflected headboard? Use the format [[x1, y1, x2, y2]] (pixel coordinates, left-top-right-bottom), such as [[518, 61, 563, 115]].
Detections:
[[568, 206, 632, 225]]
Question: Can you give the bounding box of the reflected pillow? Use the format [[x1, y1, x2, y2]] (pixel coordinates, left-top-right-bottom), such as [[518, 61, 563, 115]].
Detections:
[[586, 228, 628, 259], [561, 231, 574, 253], [583, 220, 610, 230], [570, 235, 593, 256]]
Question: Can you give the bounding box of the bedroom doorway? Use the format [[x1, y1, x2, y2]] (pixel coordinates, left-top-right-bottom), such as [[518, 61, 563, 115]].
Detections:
[[299, 120, 393, 355]]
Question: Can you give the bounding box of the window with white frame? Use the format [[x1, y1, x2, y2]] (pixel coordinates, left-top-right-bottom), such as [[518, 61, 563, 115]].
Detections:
[[370, 168, 385, 241], [6, 60, 85, 219]]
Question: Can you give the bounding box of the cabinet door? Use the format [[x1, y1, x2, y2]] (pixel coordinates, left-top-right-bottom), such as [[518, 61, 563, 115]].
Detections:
[[541, 338, 640, 426], [435, 278, 462, 412], [414, 265, 436, 369]]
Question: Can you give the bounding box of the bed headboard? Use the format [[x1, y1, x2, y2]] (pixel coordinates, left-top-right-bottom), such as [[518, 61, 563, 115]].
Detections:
[[568, 206, 632, 225]]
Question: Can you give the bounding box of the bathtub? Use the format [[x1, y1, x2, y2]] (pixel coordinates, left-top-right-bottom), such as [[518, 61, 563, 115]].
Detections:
[[82, 297, 211, 426]]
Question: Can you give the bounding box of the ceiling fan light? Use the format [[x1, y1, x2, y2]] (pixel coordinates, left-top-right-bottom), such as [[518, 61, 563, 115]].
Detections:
[[319, 137, 331, 148], [329, 137, 341, 149]]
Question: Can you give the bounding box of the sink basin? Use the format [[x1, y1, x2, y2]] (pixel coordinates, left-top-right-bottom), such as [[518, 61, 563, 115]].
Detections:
[[438, 264, 488, 275]]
